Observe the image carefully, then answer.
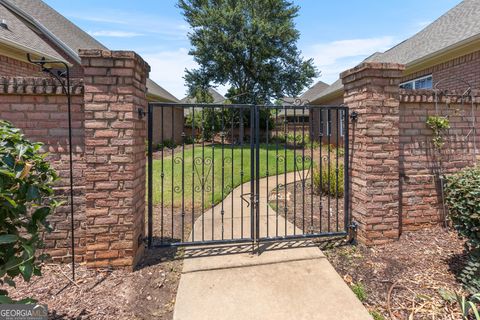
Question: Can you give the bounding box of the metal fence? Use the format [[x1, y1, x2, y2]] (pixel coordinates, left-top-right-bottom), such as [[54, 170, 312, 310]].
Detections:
[[147, 103, 350, 247]]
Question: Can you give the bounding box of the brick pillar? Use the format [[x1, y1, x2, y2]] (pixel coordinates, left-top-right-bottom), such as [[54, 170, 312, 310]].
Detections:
[[80, 50, 150, 268], [341, 62, 405, 245]]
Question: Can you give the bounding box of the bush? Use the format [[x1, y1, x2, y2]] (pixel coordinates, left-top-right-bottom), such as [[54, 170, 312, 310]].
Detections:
[[313, 160, 344, 197], [157, 139, 176, 150], [445, 167, 480, 293], [183, 135, 195, 145], [185, 108, 221, 141], [0, 120, 60, 303]]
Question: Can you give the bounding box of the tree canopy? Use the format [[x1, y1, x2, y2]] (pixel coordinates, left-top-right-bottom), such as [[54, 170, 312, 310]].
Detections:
[[178, 0, 318, 104]]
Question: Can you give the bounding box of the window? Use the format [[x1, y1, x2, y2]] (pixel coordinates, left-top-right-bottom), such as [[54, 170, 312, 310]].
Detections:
[[400, 75, 433, 89]]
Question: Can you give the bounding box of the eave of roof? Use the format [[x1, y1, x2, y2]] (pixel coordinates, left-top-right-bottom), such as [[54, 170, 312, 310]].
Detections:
[[0, 0, 80, 64], [309, 0, 480, 104], [0, 35, 64, 63], [146, 78, 179, 103], [180, 88, 226, 104]]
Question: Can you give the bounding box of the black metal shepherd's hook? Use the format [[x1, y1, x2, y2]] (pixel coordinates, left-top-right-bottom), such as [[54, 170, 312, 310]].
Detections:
[[26, 54, 76, 281]]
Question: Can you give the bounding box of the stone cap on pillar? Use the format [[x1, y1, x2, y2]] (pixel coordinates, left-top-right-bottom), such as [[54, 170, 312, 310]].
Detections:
[[341, 62, 405, 85], [340, 62, 406, 95], [78, 49, 151, 74]]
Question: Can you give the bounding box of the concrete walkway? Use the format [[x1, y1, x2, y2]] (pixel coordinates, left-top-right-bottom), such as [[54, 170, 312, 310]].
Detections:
[[173, 172, 372, 320]]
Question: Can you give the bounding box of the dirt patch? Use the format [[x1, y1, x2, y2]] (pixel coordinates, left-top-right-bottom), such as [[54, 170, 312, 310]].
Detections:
[[6, 246, 182, 320], [150, 205, 203, 245], [323, 227, 467, 319], [270, 180, 345, 234], [5, 204, 193, 320]]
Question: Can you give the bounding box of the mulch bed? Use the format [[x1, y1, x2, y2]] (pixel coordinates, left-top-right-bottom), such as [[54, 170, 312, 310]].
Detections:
[[270, 180, 345, 234], [323, 227, 468, 319], [6, 247, 182, 320], [4, 204, 194, 320]]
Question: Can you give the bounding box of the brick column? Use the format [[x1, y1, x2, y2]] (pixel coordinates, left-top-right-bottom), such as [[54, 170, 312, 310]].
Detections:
[[80, 50, 150, 268], [341, 62, 405, 245]]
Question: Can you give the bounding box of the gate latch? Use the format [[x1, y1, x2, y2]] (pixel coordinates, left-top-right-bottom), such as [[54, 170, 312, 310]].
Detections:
[[240, 193, 251, 207]]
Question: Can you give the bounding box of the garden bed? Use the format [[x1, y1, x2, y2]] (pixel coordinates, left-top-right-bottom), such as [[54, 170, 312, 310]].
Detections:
[[269, 180, 345, 234], [6, 246, 182, 320], [323, 227, 467, 320]]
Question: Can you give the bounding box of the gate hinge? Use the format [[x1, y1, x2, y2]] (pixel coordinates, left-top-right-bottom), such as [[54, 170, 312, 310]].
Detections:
[[348, 221, 358, 245], [350, 111, 358, 122], [348, 221, 358, 231], [138, 107, 146, 119]]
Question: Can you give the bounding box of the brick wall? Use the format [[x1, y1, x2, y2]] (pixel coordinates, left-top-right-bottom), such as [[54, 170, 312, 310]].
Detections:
[[341, 62, 405, 245], [402, 50, 480, 91], [80, 49, 149, 269], [0, 55, 44, 77], [0, 76, 86, 262], [399, 90, 480, 231], [341, 59, 480, 244]]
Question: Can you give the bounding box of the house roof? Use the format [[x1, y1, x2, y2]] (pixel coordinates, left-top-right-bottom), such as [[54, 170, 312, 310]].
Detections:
[[180, 88, 226, 104], [147, 78, 179, 102], [310, 0, 480, 104], [369, 0, 480, 65], [299, 81, 329, 103], [0, 0, 178, 103], [9, 0, 107, 55], [0, 1, 65, 61]]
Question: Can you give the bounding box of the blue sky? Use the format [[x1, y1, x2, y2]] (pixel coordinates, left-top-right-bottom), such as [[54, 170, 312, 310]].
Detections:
[[44, 0, 461, 98]]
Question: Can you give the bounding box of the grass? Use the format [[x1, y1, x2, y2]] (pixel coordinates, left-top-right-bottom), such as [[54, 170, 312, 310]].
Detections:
[[151, 144, 308, 208], [369, 311, 385, 320], [351, 282, 368, 302]]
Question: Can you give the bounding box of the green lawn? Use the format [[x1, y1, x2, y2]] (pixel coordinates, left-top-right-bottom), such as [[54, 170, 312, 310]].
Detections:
[[150, 144, 308, 208]]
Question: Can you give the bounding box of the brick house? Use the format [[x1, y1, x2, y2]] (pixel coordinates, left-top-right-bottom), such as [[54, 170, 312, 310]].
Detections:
[[0, 0, 178, 102], [0, 0, 178, 266], [308, 0, 480, 142]]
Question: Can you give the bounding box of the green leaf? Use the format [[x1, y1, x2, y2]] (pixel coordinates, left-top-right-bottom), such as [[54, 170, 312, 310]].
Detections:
[[0, 195, 17, 207], [32, 207, 50, 223], [17, 297, 37, 304], [26, 185, 40, 202], [3, 277, 15, 288], [0, 234, 18, 244], [19, 262, 33, 282], [0, 294, 13, 304], [21, 244, 34, 258]]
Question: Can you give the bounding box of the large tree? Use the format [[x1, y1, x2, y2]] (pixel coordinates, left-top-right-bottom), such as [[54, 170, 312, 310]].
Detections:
[[178, 0, 317, 105]]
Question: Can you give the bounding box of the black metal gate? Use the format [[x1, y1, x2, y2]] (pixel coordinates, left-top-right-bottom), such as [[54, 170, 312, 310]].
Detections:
[[147, 103, 349, 247]]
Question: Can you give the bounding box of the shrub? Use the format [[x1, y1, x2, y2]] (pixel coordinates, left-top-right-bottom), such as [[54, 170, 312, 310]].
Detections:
[[157, 139, 176, 150], [313, 160, 344, 197], [445, 167, 480, 293], [183, 135, 195, 145], [0, 120, 60, 303], [185, 108, 221, 141]]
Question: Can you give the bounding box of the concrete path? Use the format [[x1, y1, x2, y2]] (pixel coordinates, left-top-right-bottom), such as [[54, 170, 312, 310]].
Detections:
[[173, 173, 372, 320]]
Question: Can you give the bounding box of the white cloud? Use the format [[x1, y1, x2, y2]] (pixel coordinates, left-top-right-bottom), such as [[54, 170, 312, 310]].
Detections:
[[142, 48, 197, 99], [89, 30, 143, 38], [70, 11, 189, 41], [305, 36, 396, 83]]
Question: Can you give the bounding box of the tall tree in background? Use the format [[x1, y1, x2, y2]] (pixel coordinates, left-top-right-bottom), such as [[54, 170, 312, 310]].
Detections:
[[178, 0, 317, 105]]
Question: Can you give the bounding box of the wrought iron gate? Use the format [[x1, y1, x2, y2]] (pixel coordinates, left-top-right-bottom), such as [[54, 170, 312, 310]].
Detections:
[[147, 103, 350, 247]]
